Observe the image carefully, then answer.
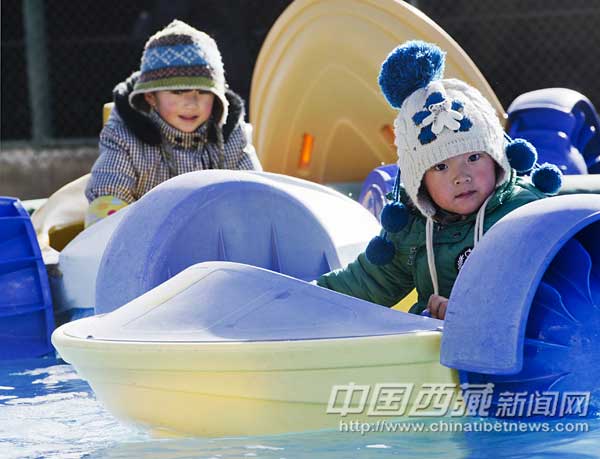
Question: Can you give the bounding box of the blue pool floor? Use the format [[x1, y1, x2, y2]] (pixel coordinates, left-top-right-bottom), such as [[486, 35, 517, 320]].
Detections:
[[1, 357, 599, 459]]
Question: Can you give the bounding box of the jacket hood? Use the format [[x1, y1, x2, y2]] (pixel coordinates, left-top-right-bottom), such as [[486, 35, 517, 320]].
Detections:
[[112, 72, 246, 147]]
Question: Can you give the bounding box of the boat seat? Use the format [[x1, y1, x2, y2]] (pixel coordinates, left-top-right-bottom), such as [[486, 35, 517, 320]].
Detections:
[[31, 174, 90, 254], [95, 170, 380, 314]]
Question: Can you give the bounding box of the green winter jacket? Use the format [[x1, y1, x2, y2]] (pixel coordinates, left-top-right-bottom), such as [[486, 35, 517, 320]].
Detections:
[[317, 171, 546, 314]]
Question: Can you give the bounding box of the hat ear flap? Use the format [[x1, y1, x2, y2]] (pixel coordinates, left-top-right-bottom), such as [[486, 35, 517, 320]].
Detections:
[[367, 168, 408, 265], [506, 138, 537, 174]]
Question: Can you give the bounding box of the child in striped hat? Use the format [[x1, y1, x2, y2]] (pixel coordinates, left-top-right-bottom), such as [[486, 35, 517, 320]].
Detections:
[[85, 20, 262, 226]]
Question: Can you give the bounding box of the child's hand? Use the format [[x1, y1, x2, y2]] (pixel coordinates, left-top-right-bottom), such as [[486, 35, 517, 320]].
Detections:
[[427, 294, 448, 320]]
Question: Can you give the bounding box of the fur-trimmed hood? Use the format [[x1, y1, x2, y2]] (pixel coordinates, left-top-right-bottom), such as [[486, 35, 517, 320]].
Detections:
[[112, 72, 246, 146]]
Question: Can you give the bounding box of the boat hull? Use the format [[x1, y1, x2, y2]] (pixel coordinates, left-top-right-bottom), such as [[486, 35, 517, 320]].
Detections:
[[53, 324, 455, 437]]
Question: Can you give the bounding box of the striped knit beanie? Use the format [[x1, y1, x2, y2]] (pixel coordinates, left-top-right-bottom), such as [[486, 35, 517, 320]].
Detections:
[[129, 20, 228, 126]]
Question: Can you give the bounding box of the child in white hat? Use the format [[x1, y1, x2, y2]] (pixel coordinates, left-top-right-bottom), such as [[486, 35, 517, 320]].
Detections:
[[85, 20, 262, 226], [318, 41, 562, 319]]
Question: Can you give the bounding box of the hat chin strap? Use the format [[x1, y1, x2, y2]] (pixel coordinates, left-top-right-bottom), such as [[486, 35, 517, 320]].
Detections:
[[425, 194, 493, 296], [425, 217, 439, 295]]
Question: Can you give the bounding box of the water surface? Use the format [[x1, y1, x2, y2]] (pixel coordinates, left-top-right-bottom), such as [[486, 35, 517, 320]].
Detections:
[[1, 358, 598, 459]]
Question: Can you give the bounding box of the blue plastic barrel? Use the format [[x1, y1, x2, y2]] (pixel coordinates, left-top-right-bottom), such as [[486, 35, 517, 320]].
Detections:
[[507, 88, 600, 174], [0, 197, 55, 359]]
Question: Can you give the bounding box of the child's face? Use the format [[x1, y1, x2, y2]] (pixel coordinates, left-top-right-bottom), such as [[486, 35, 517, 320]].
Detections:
[[144, 90, 215, 132], [423, 151, 497, 215]]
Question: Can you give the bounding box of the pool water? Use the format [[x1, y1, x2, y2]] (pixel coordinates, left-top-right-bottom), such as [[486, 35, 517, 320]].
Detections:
[[1, 357, 599, 459]]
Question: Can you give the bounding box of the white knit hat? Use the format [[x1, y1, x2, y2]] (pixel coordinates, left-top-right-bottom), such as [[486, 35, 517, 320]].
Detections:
[[365, 41, 562, 268], [393, 78, 510, 217]]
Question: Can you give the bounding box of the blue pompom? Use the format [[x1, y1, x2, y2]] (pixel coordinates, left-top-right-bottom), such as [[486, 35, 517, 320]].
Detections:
[[378, 41, 446, 109], [380, 202, 409, 233], [366, 236, 396, 265], [506, 138, 538, 173], [531, 163, 563, 194]]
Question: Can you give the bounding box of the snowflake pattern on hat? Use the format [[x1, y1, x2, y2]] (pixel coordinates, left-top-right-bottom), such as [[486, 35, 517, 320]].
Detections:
[[142, 45, 210, 72]]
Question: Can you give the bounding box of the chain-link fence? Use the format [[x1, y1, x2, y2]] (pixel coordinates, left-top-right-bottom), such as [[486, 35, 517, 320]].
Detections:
[[418, 0, 600, 116], [1, 0, 290, 144], [2, 0, 599, 143]]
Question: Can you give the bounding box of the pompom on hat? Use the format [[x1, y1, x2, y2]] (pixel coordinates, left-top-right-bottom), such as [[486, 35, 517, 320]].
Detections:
[[366, 41, 562, 267], [129, 20, 229, 126]]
